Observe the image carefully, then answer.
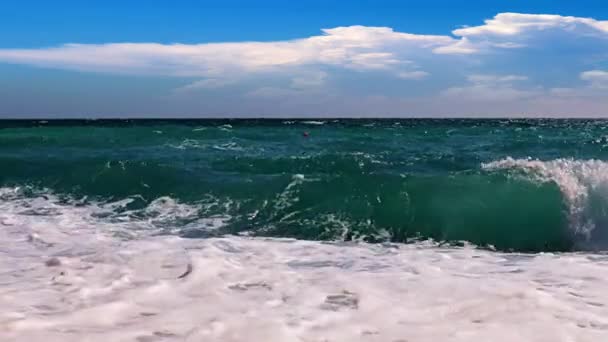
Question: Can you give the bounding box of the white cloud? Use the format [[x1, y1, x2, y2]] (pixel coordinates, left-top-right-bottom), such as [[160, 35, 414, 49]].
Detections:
[[397, 71, 429, 80], [442, 74, 536, 101], [3, 13, 608, 117], [1, 14, 607, 71], [437, 13, 608, 55], [580, 70, 608, 89], [245, 87, 301, 98], [433, 38, 477, 54], [547, 70, 608, 97], [467, 74, 528, 83], [453, 13, 608, 37], [345, 52, 403, 70], [174, 78, 236, 92], [0, 26, 450, 77], [2, 13, 607, 82], [290, 71, 327, 89], [244, 72, 328, 98]]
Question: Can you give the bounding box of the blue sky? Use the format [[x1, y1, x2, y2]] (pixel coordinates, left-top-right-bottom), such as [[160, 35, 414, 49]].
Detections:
[[1, 0, 608, 117]]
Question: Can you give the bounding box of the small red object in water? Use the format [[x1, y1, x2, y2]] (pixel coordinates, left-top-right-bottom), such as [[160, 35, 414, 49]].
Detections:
[[303, 131, 310, 137]]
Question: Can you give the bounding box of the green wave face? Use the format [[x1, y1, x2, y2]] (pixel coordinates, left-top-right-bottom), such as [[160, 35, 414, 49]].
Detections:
[[224, 173, 570, 252], [2, 119, 608, 252]]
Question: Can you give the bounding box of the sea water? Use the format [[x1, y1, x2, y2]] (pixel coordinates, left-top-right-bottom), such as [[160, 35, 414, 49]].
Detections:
[[1, 119, 608, 341]]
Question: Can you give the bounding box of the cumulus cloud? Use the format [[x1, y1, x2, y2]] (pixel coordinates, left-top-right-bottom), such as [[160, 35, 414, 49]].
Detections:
[[453, 13, 608, 37], [0, 26, 449, 77], [437, 13, 608, 54], [2, 12, 608, 117], [433, 38, 477, 54], [2, 13, 608, 79]]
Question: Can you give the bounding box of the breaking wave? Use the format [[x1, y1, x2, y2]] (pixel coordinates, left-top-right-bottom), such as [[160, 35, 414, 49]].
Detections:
[[483, 157, 608, 250]]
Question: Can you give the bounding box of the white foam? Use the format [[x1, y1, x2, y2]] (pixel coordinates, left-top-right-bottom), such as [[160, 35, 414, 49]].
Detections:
[[166, 138, 207, 150], [1, 188, 608, 341], [301, 120, 326, 125], [212, 141, 243, 151], [483, 157, 608, 239]]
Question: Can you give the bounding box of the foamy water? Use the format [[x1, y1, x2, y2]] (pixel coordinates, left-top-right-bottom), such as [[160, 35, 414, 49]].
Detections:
[[1, 188, 608, 341]]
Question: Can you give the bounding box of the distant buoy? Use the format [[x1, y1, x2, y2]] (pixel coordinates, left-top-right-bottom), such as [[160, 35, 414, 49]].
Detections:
[[303, 131, 310, 137]]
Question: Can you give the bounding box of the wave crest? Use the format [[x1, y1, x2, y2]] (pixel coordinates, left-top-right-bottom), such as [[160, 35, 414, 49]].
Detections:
[[483, 157, 608, 248]]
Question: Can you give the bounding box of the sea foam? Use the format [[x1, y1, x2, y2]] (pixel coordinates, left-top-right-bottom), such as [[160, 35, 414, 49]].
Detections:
[[1, 188, 608, 341]]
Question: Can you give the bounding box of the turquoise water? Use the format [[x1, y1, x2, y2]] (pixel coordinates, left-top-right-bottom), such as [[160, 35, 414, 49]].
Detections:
[[3, 119, 608, 252]]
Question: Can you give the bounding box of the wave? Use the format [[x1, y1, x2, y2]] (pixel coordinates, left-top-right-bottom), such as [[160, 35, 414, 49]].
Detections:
[[0, 177, 571, 253], [0, 187, 228, 241], [301, 120, 326, 125], [483, 157, 608, 249], [6, 156, 608, 252]]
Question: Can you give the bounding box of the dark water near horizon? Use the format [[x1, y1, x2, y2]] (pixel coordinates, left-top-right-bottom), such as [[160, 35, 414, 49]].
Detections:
[[3, 118, 608, 253]]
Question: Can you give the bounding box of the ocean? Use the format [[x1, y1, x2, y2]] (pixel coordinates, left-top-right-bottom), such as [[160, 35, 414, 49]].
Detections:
[[1, 119, 608, 341]]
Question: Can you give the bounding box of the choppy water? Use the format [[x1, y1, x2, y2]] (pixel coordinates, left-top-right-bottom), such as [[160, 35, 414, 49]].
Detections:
[[2, 119, 608, 341]]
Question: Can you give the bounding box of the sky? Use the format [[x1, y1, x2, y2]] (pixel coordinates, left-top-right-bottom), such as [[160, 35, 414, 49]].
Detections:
[[1, 0, 608, 118]]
